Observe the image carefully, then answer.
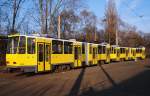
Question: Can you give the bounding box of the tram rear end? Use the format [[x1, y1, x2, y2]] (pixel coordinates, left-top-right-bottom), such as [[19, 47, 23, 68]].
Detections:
[[6, 35, 37, 72]]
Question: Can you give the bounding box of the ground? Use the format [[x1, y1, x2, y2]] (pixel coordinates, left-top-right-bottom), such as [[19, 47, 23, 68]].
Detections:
[[0, 59, 150, 96]]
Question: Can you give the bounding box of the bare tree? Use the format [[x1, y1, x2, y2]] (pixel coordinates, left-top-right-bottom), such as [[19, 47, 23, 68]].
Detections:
[[0, 0, 11, 34], [34, 0, 84, 37], [143, 33, 150, 57], [104, 0, 118, 45], [60, 9, 80, 39], [10, 0, 25, 34], [38, 0, 61, 34], [80, 10, 97, 42], [0, 0, 26, 34], [0, 7, 2, 33]]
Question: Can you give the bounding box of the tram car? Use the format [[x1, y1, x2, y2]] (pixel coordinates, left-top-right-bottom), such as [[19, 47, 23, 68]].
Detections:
[[135, 47, 145, 60], [6, 35, 146, 73], [110, 45, 119, 62]]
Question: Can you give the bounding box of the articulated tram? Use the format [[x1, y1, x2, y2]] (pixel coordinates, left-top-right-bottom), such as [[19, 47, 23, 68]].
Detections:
[[6, 35, 146, 73]]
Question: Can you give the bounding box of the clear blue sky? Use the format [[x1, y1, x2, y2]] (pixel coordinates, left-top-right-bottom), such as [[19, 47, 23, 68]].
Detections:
[[87, 0, 150, 33]]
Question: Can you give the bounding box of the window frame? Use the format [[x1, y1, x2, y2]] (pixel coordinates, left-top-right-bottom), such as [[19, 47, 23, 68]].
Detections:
[[45, 44, 50, 61], [18, 36, 26, 54], [89, 44, 92, 54], [82, 43, 85, 54], [27, 37, 36, 54], [64, 41, 73, 54], [38, 44, 44, 62], [52, 40, 63, 54]]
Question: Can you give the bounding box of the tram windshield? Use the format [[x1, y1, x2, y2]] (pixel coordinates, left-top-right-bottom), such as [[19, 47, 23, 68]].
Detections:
[[7, 36, 26, 54]]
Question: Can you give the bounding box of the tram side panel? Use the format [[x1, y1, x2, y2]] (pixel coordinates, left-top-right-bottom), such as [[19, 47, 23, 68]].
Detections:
[[98, 44, 110, 64], [120, 48, 126, 61], [110, 46, 117, 61], [98, 45, 107, 64]]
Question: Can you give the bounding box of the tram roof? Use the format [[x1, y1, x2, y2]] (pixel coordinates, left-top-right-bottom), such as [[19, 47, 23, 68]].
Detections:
[[8, 35, 144, 48]]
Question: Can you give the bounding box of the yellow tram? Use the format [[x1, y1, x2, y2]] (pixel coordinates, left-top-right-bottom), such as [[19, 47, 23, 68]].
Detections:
[[6, 35, 146, 73]]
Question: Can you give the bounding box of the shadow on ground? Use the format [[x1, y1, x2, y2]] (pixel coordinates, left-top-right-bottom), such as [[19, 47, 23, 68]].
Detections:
[[79, 65, 150, 96], [145, 65, 150, 68], [67, 67, 86, 96], [15, 72, 37, 77]]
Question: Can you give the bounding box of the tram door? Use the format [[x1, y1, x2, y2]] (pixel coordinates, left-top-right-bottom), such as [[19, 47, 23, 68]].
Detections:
[[74, 46, 82, 67], [45, 44, 51, 71], [93, 47, 98, 64], [37, 43, 51, 72]]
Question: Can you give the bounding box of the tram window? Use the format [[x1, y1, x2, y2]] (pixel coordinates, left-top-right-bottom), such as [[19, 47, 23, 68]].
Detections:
[[138, 49, 140, 53], [75, 47, 78, 59], [19, 36, 26, 54], [117, 49, 120, 54], [89, 44, 92, 54], [114, 48, 116, 54], [139, 49, 140, 53], [139, 49, 142, 53], [38, 44, 43, 62], [122, 48, 124, 53], [6, 37, 19, 54], [98, 45, 102, 54], [93, 48, 96, 58], [103, 46, 106, 54], [52, 40, 63, 54], [27, 38, 35, 54], [121, 48, 124, 53], [82, 43, 85, 54], [111, 47, 114, 53], [123, 48, 124, 53], [45, 45, 50, 61], [64, 42, 73, 54], [14, 36, 19, 54], [120, 48, 122, 53]]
